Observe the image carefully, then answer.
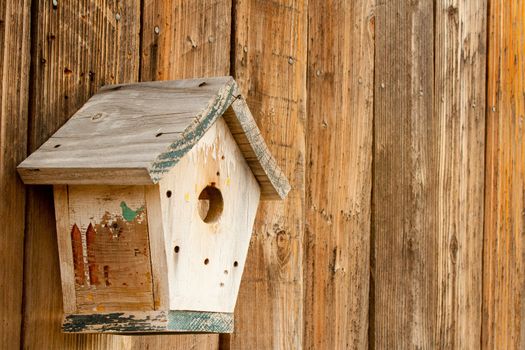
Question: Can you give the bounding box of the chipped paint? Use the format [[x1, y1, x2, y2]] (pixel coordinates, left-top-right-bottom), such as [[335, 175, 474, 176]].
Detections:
[[62, 310, 233, 333], [149, 78, 237, 181]]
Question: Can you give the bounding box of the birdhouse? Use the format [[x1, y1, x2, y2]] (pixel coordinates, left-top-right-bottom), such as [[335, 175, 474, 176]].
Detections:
[[17, 77, 290, 334]]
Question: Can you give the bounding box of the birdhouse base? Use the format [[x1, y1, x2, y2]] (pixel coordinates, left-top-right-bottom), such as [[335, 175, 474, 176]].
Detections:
[[62, 310, 233, 334]]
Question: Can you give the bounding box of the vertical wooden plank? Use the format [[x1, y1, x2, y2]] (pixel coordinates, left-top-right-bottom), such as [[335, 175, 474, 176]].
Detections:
[[371, 0, 488, 348], [305, 0, 374, 349], [483, 0, 525, 348], [434, 1, 487, 348], [23, 0, 140, 348], [371, 1, 436, 348], [141, 0, 231, 81], [227, 0, 307, 349], [140, 1, 231, 348], [0, 0, 31, 348]]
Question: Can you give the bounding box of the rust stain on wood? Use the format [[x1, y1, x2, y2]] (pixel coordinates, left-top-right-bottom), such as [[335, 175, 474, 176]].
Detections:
[[70, 224, 85, 286], [86, 223, 98, 286]]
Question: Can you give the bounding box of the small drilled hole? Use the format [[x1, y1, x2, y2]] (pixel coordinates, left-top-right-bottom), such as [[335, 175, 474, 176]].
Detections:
[[155, 132, 163, 137], [216, 171, 220, 176], [224, 270, 228, 275], [220, 282, 224, 287], [166, 190, 172, 198], [198, 185, 224, 223], [174, 246, 180, 253], [233, 261, 238, 267], [204, 258, 209, 265], [54, 144, 61, 148]]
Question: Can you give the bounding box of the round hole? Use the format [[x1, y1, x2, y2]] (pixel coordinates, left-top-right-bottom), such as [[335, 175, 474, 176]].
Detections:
[[166, 190, 172, 198], [204, 258, 210, 265], [233, 261, 238, 267], [216, 171, 220, 176], [54, 144, 61, 148], [197, 185, 224, 223], [224, 270, 228, 275], [174, 246, 180, 253]]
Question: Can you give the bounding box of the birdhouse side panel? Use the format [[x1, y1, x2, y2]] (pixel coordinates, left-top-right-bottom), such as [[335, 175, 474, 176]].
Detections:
[[58, 185, 155, 314], [159, 117, 261, 313]]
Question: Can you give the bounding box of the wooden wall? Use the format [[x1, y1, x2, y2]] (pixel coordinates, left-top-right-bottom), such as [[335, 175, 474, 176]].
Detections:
[[0, 0, 523, 349]]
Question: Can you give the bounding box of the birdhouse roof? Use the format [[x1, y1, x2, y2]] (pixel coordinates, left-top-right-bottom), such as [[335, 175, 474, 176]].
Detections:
[[18, 76, 289, 200]]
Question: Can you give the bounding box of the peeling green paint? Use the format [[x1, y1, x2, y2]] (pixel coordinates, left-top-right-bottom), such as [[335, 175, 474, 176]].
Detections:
[[62, 311, 234, 333], [149, 79, 237, 182], [119, 201, 143, 222]]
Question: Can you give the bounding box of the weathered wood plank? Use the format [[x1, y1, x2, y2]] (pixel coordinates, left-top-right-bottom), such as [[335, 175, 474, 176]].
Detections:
[[483, 1, 525, 348], [370, 1, 437, 348], [371, 1, 487, 348], [63, 311, 233, 334], [23, 0, 141, 348], [0, 0, 31, 348], [140, 0, 232, 348], [434, 1, 487, 348], [305, 0, 374, 348], [141, 0, 231, 81], [226, 0, 307, 348]]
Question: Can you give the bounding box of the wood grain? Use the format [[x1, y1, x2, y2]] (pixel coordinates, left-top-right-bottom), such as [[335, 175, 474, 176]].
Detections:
[[305, 0, 375, 349], [141, 0, 231, 82], [371, 1, 437, 348], [23, 0, 141, 348], [434, 1, 487, 348], [140, 0, 232, 348], [0, 0, 31, 348], [371, 1, 487, 348], [226, 0, 307, 348], [483, 0, 525, 348]]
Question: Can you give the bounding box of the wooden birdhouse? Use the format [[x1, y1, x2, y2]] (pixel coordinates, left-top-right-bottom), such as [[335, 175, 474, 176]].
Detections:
[[17, 77, 290, 334]]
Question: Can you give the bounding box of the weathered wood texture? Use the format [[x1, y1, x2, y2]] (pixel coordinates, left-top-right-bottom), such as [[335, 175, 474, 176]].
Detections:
[[483, 0, 525, 349], [305, 0, 374, 349], [225, 0, 307, 349], [141, 0, 231, 81], [23, 1, 142, 349], [2, 0, 521, 348], [140, 0, 232, 348], [0, 0, 31, 349], [371, 2, 437, 348], [371, 0, 487, 348], [434, 1, 487, 348]]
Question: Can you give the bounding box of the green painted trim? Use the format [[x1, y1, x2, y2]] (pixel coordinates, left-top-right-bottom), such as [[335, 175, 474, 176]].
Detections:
[[62, 310, 234, 334], [167, 310, 233, 333]]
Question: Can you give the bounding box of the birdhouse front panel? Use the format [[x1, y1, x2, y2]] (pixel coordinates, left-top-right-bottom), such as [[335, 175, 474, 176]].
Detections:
[[158, 116, 261, 313]]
